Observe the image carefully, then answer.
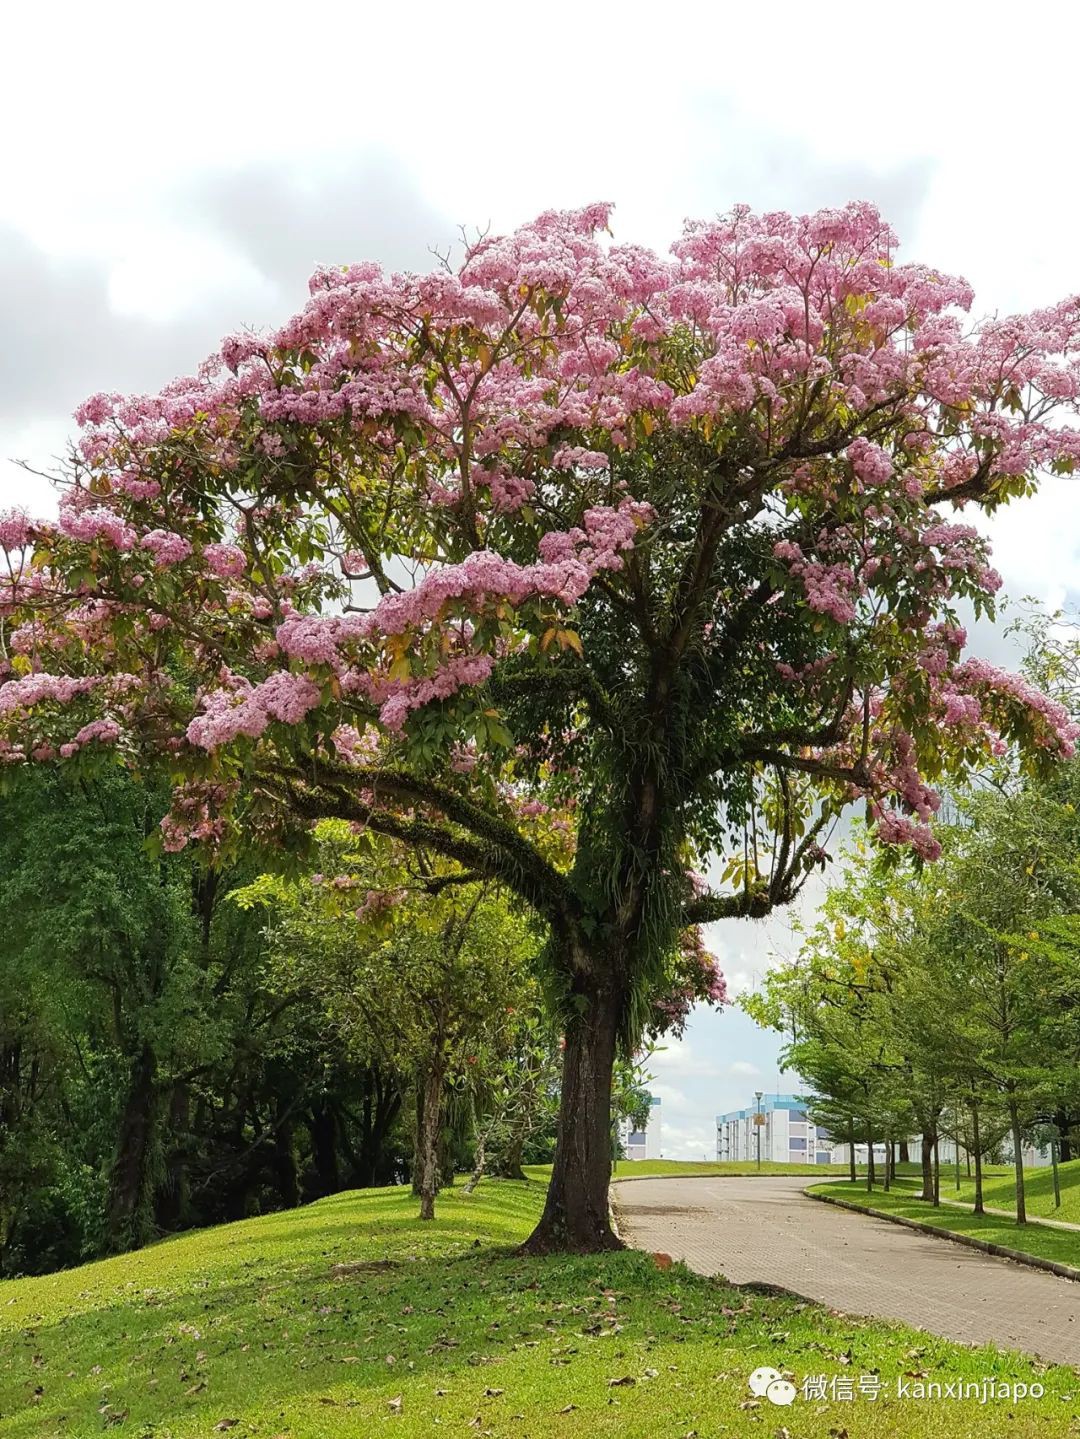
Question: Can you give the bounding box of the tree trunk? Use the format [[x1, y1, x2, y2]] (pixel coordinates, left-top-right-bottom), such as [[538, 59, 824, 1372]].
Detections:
[[1055, 1109, 1072, 1163], [847, 1120, 857, 1183], [919, 1132, 934, 1202], [866, 1125, 875, 1190], [271, 1105, 299, 1209], [105, 1043, 159, 1252], [307, 1101, 340, 1198], [1008, 1095, 1027, 1225], [899, 1139, 910, 1165], [883, 1134, 891, 1192], [971, 1103, 984, 1214], [463, 1124, 488, 1194], [523, 974, 622, 1253], [415, 1062, 445, 1221], [932, 1133, 940, 1206], [497, 1131, 527, 1181]]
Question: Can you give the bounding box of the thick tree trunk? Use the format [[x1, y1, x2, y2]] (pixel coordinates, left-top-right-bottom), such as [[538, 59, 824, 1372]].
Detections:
[[415, 1062, 445, 1221], [523, 975, 622, 1253], [1008, 1095, 1027, 1225], [899, 1139, 910, 1164], [105, 1043, 158, 1252], [971, 1103, 984, 1214]]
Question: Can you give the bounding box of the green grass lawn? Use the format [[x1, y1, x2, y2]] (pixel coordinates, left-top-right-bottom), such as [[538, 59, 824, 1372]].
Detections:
[[811, 1181, 1080, 1270], [2, 1178, 1078, 1439], [885, 1158, 1080, 1226], [526, 1158, 853, 1181]]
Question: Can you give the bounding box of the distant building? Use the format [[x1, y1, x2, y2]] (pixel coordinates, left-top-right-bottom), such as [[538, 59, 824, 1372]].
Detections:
[[716, 1093, 833, 1165], [620, 1094, 662, 1160]]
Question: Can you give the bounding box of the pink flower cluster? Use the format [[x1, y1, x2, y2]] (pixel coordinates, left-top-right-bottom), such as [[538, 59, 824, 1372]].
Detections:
[[0, 672, 99, 715], [57, 504, 136, 552], [141, 530, 193, 567], [354, 887, 408, 922], [203, 543, 247, 578], [0, 509, 31, 552], [187, 671, 322, 750]]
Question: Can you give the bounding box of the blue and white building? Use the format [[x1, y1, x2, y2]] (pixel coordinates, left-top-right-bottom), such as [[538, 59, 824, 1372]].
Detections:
[[620, 1094, 662, 1160], [716, 1093, 833, 1165]]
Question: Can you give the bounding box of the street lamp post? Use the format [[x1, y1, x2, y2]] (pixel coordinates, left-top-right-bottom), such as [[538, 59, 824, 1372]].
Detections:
[[755, 1091, 763, 1173]]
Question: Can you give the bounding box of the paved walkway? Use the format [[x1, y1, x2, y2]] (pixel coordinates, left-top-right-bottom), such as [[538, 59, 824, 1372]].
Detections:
[[612, 1174, 1080, 1365]]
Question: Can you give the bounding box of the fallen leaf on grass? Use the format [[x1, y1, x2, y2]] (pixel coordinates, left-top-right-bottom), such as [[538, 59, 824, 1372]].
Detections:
[[483, 1386, 504, 1396], [213, 1422, 238, 1432], [388, 1395, 403, 1414], [607, 1375, 636, 1387], [557, 1404, 578, 1414]]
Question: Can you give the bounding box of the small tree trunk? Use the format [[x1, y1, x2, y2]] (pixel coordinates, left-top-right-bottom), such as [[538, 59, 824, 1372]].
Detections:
[[1055, 1109, 1073, 1163], [932, 1133, 940, 1206], [1008, 1095, 1027, 1225], [847, 1121, 857, 1183], [105, 1043, 159, 1252], [883, 1134, 891, 1192], [899, 1139, 910, 1164], [523, 971, 622, 1253], [920, 1132, 934, 1202], [866, 1126, 875, 1191], [463, 1125, 489, 1195], [307, 1101, 340, 1198], [971, 1103, 984, 1213], [415, 1062, 445, 1221], [271, 1105, 299, 1209]]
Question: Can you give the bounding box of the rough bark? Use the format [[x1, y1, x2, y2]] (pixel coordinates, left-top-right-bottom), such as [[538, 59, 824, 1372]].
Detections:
[[522, 972, 622, 1253], [415, 1062, 445, 1221], [899, 1139, 910, 1164]]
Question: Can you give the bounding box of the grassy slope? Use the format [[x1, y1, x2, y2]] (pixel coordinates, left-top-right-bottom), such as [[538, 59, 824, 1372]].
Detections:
[[1, 1180, 1077, 1439], [811, 1181, 1080, 1268], [887, 1159, 1080, 1226]]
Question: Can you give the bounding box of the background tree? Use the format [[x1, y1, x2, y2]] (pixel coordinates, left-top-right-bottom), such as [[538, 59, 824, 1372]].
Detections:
[[5, 202, 1080, 1248], [237, 822, 544, 1220]]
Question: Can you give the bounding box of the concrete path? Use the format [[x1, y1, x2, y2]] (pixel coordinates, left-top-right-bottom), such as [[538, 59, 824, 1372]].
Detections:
[[612, 1174, 1080, 1365]]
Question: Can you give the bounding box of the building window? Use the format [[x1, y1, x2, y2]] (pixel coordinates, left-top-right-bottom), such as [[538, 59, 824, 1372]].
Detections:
[[789, 1137, 807, 1150]]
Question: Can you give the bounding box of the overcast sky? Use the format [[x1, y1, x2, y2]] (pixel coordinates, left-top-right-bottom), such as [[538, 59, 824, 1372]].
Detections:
[[4, 1, 1079, 1157]]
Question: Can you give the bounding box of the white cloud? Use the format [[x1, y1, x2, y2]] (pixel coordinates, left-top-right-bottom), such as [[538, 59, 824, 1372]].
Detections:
[[728, 1061, 761, 1078]]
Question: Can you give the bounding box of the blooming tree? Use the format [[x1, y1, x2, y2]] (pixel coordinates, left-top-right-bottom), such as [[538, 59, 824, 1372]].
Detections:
[[3, 200, 1080, 1249]]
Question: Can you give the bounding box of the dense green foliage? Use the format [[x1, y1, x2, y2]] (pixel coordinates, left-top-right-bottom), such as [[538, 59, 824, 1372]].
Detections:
[[0, 774, 570, 1273]]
